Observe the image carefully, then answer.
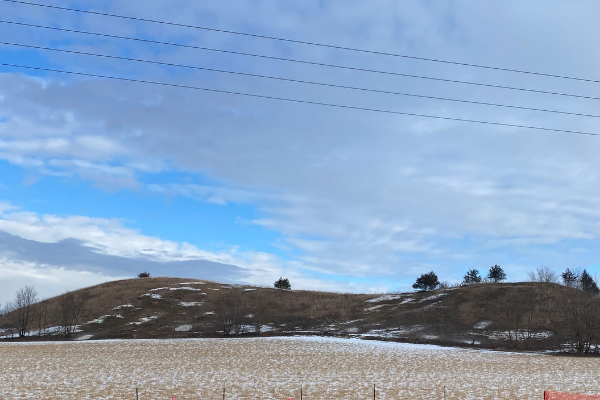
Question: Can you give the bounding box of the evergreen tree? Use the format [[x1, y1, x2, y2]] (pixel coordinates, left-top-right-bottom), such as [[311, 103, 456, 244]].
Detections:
[[412, 271, 440, 292], [561, 268, 579, 287], [462, 269, 482, 285], [274, 277, 291, 290], [580, 269, 599, 294], [487, 265, 506, 283]]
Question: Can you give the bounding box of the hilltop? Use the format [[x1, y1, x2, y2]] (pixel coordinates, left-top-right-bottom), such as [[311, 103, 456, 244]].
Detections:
[[0, 277, 595, 353]]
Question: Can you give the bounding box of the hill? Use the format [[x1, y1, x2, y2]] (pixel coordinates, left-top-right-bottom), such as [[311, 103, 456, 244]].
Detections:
[[1, 278, 597, 353]]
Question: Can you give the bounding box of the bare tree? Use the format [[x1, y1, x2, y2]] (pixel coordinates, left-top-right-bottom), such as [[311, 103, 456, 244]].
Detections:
[[215, 288, 247, 336], [13, 286, 38, 337], [251, 290, 270, 336], [563, 291, 600, 354], [55, 291, 84, 338], [36, 301, 50, 338], [0, 302, 16, 337], [497, 290, 537, 349], [527, 266, 559, 284]]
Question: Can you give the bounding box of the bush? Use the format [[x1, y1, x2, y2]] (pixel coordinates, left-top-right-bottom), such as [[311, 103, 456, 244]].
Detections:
[[487, 265, 506, 283], [137, 271, 151, 278], [274, 277, 291, 290], [412, 271, 439, 292]]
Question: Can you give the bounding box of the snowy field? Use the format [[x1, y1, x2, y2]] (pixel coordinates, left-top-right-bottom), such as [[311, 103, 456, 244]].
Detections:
[[0, 337, 598, 400]]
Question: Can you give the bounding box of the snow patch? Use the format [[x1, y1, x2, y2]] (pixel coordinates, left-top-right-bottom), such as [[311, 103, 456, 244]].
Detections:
[[365, 294, 403, 303], [179, 302, 202, 307], [112, 304, 134, 310], [140, 293, 162, 299], [420, 293, 447, 302], [129, 316, 158, 325], [174, 325, 193, 332], [473, 320, 493, 330]]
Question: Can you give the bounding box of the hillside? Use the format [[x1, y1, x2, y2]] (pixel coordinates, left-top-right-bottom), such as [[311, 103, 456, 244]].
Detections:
[[1, 278, 595, 352]]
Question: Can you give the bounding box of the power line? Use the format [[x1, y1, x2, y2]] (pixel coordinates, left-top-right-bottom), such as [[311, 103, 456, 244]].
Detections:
[[1, 62, 597, 137], [2, 0, 598, 83], [1, 20, 598, 101], [2, 41, 597, 118]]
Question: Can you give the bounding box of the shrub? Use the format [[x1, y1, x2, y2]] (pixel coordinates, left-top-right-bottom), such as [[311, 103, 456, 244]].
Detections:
[[137, 271, 151, 278]]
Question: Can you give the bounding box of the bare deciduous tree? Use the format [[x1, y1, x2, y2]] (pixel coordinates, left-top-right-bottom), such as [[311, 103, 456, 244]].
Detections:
[[527, 266, 559, 284], [563, 291, 600, 354], [215, 288, 247, 336], [36, 301, 50, 338], [55, 291, 84, 338], [14, 286, 38, 337], [251, 290, 270, 336]]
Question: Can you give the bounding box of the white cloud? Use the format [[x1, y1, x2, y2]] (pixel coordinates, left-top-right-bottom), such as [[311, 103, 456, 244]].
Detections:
[[0, 0, 597, 290], [0, 258, 128, 303], [0, 202, 387, 303]]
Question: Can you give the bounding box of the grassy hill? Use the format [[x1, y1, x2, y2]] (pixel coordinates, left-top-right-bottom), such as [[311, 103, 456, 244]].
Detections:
[[1, 277, 596, 353]]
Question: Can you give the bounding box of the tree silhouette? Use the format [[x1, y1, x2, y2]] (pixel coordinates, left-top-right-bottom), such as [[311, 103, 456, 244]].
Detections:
[[412, 271, 440, 292], [462, 269, 482, 285], [487, 265, 506, 283], [274, 277, 291, 290]]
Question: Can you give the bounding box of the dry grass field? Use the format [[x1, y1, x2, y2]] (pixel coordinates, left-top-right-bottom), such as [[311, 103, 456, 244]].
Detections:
[[1, 337, 598, 400]]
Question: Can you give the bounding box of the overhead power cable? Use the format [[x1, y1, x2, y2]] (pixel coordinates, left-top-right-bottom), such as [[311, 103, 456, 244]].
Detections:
[[2, 41, 597, 118], [1, 20, 597, 101], [2, 0, 599, 83], [1, 62, 597, 137]]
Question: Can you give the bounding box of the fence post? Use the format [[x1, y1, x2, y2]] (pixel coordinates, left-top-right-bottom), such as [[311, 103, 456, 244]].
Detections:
[[301, 384, 303, 400], [136, 387, 139, 400], [223, 387, 225, 400], [443, 385, 446, 400], [373, 384, 376, 400]]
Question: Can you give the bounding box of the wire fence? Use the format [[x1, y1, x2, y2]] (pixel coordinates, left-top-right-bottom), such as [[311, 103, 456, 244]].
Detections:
[[117, 384, 600, 400]]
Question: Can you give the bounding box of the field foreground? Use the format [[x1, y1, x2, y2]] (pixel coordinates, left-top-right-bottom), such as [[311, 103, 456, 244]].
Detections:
[[1, 337, 598, 400]]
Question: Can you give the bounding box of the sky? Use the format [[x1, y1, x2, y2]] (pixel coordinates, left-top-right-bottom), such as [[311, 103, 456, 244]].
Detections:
[[0, 0, 598, 304]]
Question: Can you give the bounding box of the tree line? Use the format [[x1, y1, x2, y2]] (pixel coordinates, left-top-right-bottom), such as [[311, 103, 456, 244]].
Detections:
[[0, 286, 84, 339], [412, 265, 598, 294]]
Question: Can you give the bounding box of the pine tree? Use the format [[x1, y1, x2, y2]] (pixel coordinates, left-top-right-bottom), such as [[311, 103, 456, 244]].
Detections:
[[487, 265, 506, 283], [412, 271, 440, 292], [462, 269, 482, 285], [274, 277, 291, 290], [561, 268, 579, 287], [580, 269, 599, 294]]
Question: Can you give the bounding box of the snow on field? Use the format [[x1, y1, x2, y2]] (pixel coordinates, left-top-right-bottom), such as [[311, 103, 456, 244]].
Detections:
[[420, 293, 447, 302], [179, 302, 202, 307], [473, 320, 492, 329], [86, 314, 121, 324], [0, 337, 598, 400], [140, 293, 162, 299], [365, 294, 403, 303], [488, 330, 553, 340], [112, 304, 134, 310], [359, 326, 423, 338], [129, 316, 158, 325], [174, 325, 193, 332], [169, 287, 202, 291], [364, 304, 387, 312]]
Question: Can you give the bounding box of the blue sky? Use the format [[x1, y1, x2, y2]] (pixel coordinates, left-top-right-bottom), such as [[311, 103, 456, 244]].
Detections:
[[0, 0, 598, 303]]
